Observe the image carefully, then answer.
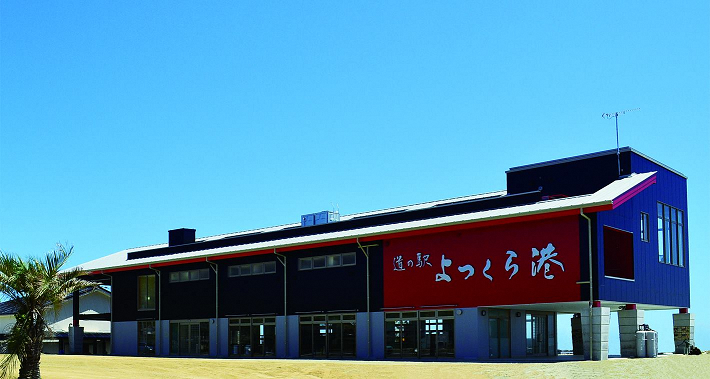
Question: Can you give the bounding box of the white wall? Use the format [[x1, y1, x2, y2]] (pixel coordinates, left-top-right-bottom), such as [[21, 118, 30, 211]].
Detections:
[[0, 291, 110, 335]]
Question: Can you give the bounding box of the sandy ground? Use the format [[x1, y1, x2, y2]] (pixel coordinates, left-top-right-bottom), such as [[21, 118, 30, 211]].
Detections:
[[8, 353, 710, 379]]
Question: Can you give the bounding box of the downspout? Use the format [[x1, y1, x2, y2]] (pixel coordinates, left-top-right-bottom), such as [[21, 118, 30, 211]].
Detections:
[[580, 209, 594, 360], [274, 249, 287, 357], [101, 271, 113, 355], [148, 265, 161, 321], [357, 238, 372, 359], [148, 265, 161, 356], [206, 258, 219, 356]]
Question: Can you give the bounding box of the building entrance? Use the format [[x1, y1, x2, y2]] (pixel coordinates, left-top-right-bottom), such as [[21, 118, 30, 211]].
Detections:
[[228, 317, 276, 357], [526, 313, 548, 356], [488, 309, 511, 358], [385, 310, 454, 359], [299, 314, 356, 358], [169, 321, 209, 356]]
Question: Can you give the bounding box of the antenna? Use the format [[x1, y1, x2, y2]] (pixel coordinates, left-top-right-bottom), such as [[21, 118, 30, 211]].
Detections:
[[602, 108, 640, 177]]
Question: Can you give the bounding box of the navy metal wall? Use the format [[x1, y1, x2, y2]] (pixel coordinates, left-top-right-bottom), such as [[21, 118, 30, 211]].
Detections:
[[595, 152, 689, 307]]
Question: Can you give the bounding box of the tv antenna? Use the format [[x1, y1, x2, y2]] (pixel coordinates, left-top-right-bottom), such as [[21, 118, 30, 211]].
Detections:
[[602, 108, 640, 177]]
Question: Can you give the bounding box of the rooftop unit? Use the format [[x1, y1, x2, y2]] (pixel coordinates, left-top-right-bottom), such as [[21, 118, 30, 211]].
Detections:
[[301, 210, 340, 227]]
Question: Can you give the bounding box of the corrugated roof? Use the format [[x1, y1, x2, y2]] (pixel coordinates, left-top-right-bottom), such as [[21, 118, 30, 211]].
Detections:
[[0, 287, 111, 316], [76, 172, 656, 273]]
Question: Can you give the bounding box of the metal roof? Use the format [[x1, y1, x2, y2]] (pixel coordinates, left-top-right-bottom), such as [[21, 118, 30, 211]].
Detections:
[[76, 172, 656, 273], [507, 147, 686, 178], [0, 287, 111, 316]]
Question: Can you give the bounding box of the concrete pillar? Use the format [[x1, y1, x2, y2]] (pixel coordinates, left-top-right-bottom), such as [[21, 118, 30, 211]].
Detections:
[[672, 309, 694, 353], [581, 306, 610, 360], [618, 306, 644, 357], [69, 325, 84, 354]]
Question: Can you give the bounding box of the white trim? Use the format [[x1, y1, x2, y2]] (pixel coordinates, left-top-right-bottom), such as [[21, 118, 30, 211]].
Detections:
[[604, 275, 635, 282]]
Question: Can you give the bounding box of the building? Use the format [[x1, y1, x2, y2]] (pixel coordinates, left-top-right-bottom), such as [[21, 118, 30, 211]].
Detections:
[[75, 147, 692, 360], [0, 287, 111, 355]]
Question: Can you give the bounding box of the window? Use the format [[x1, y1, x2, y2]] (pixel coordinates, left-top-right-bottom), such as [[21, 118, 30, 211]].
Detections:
[[342, 252, 356, 266], [137, 275, 156, 310], [640, 212, 650, 242], [228, 317, 276, 357], [657, 202, 684, 267], [299, 314, 356, 358], [169, 269, 210, 283], [228, 261, 278, 277], [327, 254, 341, 267], [298, 252, 357, 271], [603, 226, 634, 280], [385, 310, 454, 359], [138, 321, 156, 356], [169, 321, 209, 356], [313, 256, 326, 269]]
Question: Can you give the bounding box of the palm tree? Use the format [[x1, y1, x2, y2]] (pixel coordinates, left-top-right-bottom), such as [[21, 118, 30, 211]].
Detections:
[[0, 244, 96, 379]]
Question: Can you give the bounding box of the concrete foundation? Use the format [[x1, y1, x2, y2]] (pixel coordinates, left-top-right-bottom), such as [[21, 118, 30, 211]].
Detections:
[[581, 307, 609, 360], [618, 309, 644, 357], [672, 312, 694, 353]]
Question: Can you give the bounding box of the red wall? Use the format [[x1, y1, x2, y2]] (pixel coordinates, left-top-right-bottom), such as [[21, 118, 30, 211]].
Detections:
[[383, 215, 581, 309]]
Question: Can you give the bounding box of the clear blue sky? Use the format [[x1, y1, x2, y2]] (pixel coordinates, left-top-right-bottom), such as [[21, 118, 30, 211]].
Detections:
[[1, 1, 708, 355]]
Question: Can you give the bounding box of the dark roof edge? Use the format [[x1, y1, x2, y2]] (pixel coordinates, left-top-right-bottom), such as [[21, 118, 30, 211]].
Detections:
[[506, 147, 687, 179]]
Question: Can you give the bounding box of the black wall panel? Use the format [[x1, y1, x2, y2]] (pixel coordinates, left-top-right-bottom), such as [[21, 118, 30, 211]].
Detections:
[[111, 269, 158, 322], [218, 255, 284, 317], [507, 151, 632, 197], [160, 262, 215, 320]]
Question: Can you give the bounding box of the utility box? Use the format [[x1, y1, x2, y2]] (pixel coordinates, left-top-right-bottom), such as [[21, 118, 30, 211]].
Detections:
[[301, 211, 339, 227]]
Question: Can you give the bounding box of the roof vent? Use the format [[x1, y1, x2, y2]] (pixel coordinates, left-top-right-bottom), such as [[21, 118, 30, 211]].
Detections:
[[301, 211, 340, 227], [168, 228, 196, 246]]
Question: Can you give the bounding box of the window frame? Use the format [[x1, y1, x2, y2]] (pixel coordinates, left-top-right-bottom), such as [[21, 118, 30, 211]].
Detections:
[[228, 261, 278, 278], [137, 274, 156, 311], [657, 202, 685, 267], [640, 212, 650, 242], [298, 252, 358, 271]]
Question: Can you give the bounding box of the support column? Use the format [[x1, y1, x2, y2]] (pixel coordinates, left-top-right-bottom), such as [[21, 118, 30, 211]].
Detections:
[[581, 305, 610, 360], [673, 308, 694, 353], [618, 304, 644, 357], [69, 290, 84, 354], [69, 325, 84, 354]]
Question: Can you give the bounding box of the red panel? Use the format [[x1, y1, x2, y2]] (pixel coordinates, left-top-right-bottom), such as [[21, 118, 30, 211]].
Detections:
[[383, 215, 581, 309]]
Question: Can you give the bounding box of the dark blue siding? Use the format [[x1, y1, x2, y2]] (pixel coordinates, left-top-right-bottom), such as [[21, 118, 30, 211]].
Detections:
[[595, 152, 689, 307]]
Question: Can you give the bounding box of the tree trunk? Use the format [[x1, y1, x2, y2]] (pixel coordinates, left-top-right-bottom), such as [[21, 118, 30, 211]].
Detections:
[[18, 338, 43, 379]]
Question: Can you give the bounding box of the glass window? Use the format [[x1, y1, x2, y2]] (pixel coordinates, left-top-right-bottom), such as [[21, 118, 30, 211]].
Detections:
[[169, 321, 209, 356], [189, 270, 200, 281], [169, 272, 179, 283], [137, 275, 156, 310], [640, 212, 649, 242], [138, 321, 156, 356], [299, 314, 355, 358], [327, 254, 341, 267], [252, 262, 264, 275], [342, 252, 356, 266], [240, 264, 251, 276], [313, 256, 326, 269], [657, 202, 685, 267], [179, 271, 189, 282], [228, 265, 240, 277], [299, 258, 312, 270], [199, 268, 209, 280], [264, 261, 277, 274]]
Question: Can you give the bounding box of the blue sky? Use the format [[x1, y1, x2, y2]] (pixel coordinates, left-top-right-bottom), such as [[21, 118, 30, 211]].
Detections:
[[1, 1, 708, 354]]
